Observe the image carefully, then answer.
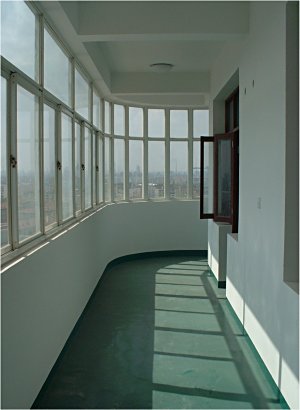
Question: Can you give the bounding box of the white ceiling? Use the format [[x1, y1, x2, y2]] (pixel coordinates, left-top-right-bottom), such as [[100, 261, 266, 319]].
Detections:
[[92, 40, 225, 73], [39, 1, 250, 107]]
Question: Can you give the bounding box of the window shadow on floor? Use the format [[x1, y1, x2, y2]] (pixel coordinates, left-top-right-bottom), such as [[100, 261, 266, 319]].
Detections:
[[32, 254, 286, 409]]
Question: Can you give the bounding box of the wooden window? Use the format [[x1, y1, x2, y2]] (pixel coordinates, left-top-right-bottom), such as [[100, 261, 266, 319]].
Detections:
[[200, 88, 239, 233]]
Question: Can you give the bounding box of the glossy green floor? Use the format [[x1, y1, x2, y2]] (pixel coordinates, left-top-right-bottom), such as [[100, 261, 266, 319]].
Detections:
[[33, 254, 287, 409]]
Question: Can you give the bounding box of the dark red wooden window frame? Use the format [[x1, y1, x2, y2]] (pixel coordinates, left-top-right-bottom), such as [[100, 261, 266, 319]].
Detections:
[[213, 132, 233, 224], [200, 136, 214, 219], [200, 87, 239, 233]]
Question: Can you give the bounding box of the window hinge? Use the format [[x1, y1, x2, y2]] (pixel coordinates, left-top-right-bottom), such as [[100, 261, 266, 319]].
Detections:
[[10, 155, 17, 168]]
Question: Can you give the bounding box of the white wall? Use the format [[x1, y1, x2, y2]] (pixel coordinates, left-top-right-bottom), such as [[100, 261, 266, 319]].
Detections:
[[1, 200, 207, 409], [208, 221, 232, 282], [210, 2, 299, 408]]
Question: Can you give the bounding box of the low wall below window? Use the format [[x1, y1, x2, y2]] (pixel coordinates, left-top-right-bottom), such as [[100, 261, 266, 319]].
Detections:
[[1, 200, 207, 409]]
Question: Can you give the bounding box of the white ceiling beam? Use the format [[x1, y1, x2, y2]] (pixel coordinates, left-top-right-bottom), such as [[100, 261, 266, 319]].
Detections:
[[111, 94, 208, 108], [111, 72, 210, 94], [79, 33, 247, 42], [75, 1, 249, 37]]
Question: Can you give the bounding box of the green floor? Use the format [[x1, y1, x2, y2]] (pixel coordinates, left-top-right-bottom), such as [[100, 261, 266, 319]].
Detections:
[[33, 254, 287, 409]]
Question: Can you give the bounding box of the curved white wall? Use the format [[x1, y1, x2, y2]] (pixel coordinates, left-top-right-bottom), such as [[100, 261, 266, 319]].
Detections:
[[1, 200, 207, 409]]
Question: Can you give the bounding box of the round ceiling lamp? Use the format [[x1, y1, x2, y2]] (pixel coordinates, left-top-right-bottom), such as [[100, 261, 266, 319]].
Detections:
[[150, 63, 174, 73]]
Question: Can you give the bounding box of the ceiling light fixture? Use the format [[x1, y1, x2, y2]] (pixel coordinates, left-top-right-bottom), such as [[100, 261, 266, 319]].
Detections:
[[150, 63, 174, 73]]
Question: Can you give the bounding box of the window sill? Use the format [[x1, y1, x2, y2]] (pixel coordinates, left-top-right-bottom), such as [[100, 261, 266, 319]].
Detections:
[[284, 280, 299, 295], [228, 233, 239, 242]]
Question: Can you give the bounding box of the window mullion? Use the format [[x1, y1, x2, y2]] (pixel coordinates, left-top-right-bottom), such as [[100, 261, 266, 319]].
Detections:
[[72, 115, 76, 216], [188, 108, 193, 199], [165, 108, 170, 200], [110, 103, 114, 202], [39, 14, 44, 89], [39, 93, 45, 234], [11, 75, 24, 248], [124, 105, 129, 201], [143, 108, 148, 200], [71, 57, 75, 112], [81, 123, 85, 211], [56, 106, 63, 224], [94, 131, 98, 205], [9, 74, 18, 249]]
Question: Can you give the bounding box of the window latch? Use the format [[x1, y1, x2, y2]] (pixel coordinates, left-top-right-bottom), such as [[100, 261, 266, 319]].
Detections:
[[10, 155, 17, 168], [81, 164, 85, 171], [57, 161, 61, 171]]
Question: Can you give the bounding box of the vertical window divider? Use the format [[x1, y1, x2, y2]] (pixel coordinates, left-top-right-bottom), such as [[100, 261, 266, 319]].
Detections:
[[56, 105, 62, 225], [188, 108, 193, 199], [9, 74, 19, 249], [39, 13, 44, 88], [6, 73, 16, 251], [95, 130, 99, 205], [34, 8, 41, 85], [90, 85, 94, 206], [39, 91, 45, 234], [90, 83, 94, 126], [124, 105, 129, 201], [110, 103, 114, 202], [103, 135, 106, 203], [100, 99, 105, 203], [165, 108, 170, 200], [81, 122, 85, 211], [99, 132, 104, 204], [143, 107, 148, 200], [71, 114, 76, 217], [1, 73, 12, 254], [70, 57, 75, 112]]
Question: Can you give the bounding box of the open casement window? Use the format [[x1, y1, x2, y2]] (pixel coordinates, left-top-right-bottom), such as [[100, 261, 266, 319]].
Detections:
[[200, 137, 214, 218], [200, 130, 239, 233]]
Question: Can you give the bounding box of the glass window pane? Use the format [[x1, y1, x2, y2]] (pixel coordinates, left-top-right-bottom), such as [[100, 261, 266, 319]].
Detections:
[[75, 68, 90, 120], [1, 1, 38, 81], [114, 139, 125, 201], [193, 110, 209, 138], [193, 141, 200, 198], [98, 137, 103, 203], [114, 104, 125, 136], [44, 28, 71, 106], [17, 85, 40, 242], [129, 140, 143, 200], [93, 132, 97, 205], [202, 140, 213, 214], [148, 141, 165, 198], [129, 107, 143, 137], [170, 142, 188, 198], [104, 137, 111, 201], [148, 109, 165, 138], [218, 139, 231, 217], [74, 122, 81, 213], [43, 104, 57, 230], [84, 127, 92, 210], [104, 101, 111, 134], [170, 110, 188, 138], [1, 77, 9, 248], [61, 113, 73, 221], [93, 91, 101, 129]]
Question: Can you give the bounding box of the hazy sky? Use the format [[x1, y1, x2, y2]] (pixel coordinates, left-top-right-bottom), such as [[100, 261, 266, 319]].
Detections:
[[1, 1, 210, 177], [1, 1, 37, 80]]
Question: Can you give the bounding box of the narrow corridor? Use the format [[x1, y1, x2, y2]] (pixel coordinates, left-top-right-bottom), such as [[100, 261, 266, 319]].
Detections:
[[33, 254, 286, 409]]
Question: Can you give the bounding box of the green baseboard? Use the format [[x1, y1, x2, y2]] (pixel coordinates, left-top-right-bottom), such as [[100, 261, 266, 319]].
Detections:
[[225, 300, 290, 409], [105, 250, 208, 271], [218, 280, 226, 288]]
